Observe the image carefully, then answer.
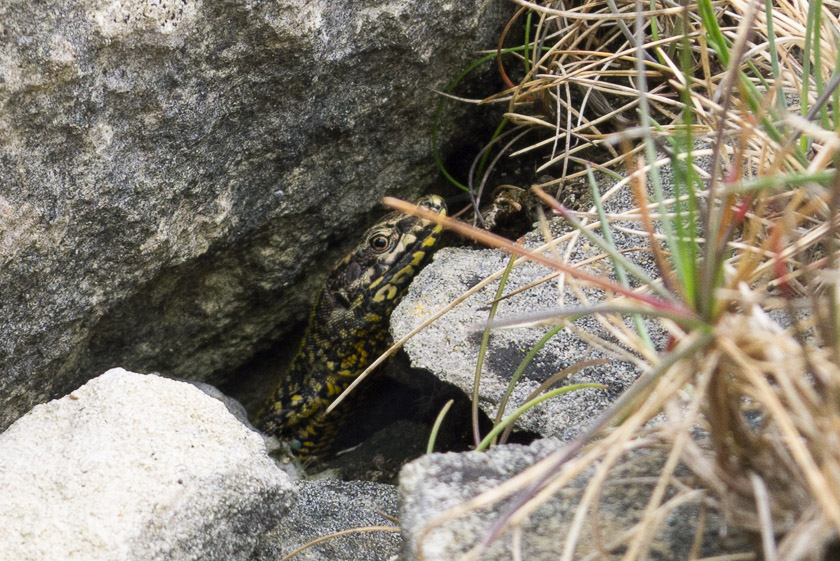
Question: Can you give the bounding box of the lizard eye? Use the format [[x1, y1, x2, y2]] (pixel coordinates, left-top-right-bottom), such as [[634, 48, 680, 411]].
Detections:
[[369, 234, 391, 253]]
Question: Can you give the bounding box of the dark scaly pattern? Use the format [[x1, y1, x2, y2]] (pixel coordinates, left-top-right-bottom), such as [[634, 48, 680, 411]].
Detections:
[[256, 195, 447, 459]]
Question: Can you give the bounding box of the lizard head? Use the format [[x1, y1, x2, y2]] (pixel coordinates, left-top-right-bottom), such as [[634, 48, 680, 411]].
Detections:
[[322, 195, 447, 320]]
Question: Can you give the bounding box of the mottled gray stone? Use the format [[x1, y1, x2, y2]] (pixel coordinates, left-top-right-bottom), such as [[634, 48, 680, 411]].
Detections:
[[399, 439, 752, 561], [0, 368, 294, 561], [254, 479, 401, 561], [390, 159, 697, 441], [391, 228, 666, 440], [0, 0, 512, 431]]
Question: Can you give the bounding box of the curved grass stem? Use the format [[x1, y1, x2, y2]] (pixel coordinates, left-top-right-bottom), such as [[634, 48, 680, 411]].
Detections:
[[475, 383, 607, 452]]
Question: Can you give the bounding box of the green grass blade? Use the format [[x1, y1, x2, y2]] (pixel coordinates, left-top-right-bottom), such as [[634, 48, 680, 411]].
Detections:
[[493, 324, 565, 436], [835, 48, 840, 130], [472, 251, 518, 445], [523, 11, 532, 77], [696, 0, 729, 66], [475, 383, 607, 452], [633, 4, 684, 310], [426, 399, 455, 454], [801, 0, 820, 152], [764, 0, 785, 113], [587, 166, 653, 350]]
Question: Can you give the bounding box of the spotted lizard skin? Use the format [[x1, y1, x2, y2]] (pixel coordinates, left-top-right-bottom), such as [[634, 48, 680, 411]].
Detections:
[[256, 195, 446, 459]]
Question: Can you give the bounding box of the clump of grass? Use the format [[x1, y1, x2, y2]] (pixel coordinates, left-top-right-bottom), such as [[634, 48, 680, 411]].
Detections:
[[390, 0, 840, 559]]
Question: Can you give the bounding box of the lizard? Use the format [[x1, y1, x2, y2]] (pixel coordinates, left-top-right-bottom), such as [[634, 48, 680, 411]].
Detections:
[[255, 195, 447, 459]]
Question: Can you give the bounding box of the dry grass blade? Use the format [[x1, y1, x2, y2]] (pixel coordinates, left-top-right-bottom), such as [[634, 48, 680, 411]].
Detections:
[[276, 526, 400, 561], [413, 332, 714, 561], [405, 0, 840, 557], [383, 197, 695, 319]]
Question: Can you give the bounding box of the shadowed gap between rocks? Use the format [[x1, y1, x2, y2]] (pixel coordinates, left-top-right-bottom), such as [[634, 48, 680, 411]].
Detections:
[[225, 329, 539, 483]]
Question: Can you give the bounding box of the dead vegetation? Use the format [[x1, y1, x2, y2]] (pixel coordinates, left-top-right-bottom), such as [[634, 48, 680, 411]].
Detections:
[[393, 0, 840, 559]]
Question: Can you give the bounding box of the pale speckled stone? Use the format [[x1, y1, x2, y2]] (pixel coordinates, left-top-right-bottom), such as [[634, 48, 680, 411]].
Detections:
[[390, 170, 678, 442], [0, 368, 294, 561]]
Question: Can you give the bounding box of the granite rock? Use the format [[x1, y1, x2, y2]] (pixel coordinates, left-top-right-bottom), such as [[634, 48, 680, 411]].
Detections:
[[391, 224, 667, 440], [254, 479, 401, 561], [399, 438, 752, 561], [0, 368, 294, 561], [0, 0, 512, 431]]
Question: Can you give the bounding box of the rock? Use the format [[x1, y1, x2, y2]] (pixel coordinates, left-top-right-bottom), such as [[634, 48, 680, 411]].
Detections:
[[254, 479, 401, 561], [188, 379, 307, 481], [398, 438, 752, 561], [0, 0, 512, 431], [0, 368, 294, 561], [188, 379, 252, 425], [390, 227, 666, 440], [305, 354, 490, 481]]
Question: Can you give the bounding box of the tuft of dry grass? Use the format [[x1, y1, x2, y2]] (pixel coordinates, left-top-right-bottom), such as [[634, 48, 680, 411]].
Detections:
[[386, 0, 840, 559]]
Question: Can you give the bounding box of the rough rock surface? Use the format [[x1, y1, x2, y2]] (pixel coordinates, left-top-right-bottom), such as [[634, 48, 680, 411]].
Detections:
[[0, 0, 512, 431], [0, 368, 294, 561], [391, 218, 667, 440], [254, 479, 401, 561], [399, 439, 752, 561]]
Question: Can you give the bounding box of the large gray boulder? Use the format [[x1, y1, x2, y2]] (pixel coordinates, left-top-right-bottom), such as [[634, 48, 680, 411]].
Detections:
[[0, 368, 294, 561], [0, 0, 511, 431]]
